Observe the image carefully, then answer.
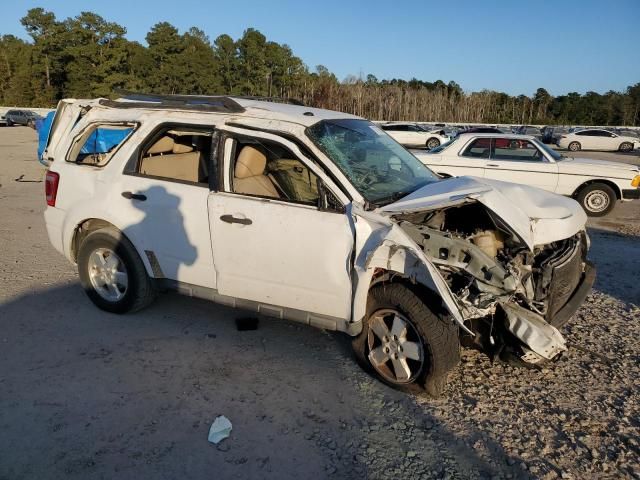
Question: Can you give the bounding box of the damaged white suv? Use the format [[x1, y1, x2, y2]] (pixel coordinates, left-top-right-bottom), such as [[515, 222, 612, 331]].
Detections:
[[43, 93, 595, 396]]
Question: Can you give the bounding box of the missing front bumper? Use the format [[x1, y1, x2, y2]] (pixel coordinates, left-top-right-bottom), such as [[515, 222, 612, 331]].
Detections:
[[549, 261, 595, 328]]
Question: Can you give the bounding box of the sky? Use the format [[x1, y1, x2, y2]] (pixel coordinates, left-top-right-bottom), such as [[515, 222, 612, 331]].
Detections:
[[2, 0, 639, 96]]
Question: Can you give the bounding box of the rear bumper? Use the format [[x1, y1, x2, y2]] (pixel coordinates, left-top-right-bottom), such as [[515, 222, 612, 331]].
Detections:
[[44, 207, 66, 257], [621, 189, 640, 200], [549, 261, 596, 328]]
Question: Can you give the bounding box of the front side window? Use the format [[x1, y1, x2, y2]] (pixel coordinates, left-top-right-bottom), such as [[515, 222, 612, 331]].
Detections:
[[493, 138, 544, 162], [228, 137, 321, 205], [306, 119, 439, 206], [68, 124, 135, 166]]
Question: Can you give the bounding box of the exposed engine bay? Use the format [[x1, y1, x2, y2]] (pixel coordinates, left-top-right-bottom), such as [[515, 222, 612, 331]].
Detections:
[[395, 203, 589, 366]]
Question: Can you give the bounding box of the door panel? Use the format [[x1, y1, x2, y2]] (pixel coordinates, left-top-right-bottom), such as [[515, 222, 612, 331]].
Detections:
[[208, 193, 353, 319]]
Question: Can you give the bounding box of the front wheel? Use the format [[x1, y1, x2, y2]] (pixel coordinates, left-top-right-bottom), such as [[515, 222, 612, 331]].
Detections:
[[77, 227, 156, 313], [352, 284, 460, 397], [6, 119, 13, 127], [576, 183, 616, 217], [426, 137, 441, 150], [568, 141, 581, 152], [619, 142, 633, 152]]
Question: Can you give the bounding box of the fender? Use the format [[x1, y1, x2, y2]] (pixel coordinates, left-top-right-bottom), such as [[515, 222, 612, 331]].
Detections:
[[348, 204, 472, 335]]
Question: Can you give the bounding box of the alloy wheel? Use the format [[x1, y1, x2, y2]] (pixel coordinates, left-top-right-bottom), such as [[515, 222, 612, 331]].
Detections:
[[87, 248, 129, 302], [367, 309, 425, 384]]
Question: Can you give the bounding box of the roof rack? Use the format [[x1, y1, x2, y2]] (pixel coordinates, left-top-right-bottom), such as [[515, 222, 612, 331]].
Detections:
[[234, 96, 305, 106], [103, 91, 245, 113]]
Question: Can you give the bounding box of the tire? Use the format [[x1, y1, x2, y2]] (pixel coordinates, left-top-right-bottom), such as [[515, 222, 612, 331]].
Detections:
[[77, 227, 156, 313], [576, 183, 616, 217], [6, 119, 13, 127], [352, 284, 460, 397], [27, 120, 35, 129], [568, 141, 581, 152], [619, 142, 633, 152], [426, 138, 441, 150]]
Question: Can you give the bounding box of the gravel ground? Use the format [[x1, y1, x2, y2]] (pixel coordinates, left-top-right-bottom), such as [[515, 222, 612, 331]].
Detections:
[[0, 127, 638, 480]]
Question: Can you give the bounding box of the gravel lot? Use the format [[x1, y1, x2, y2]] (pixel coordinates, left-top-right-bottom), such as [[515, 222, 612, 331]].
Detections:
[[1, 127, 638, 480]]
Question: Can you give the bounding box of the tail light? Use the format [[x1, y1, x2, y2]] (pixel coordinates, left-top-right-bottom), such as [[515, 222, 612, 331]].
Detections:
[[45, 171, 59, 206]]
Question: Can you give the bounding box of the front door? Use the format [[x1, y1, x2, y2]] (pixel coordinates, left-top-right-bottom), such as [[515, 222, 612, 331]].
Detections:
[[207, 130, 354, 320]]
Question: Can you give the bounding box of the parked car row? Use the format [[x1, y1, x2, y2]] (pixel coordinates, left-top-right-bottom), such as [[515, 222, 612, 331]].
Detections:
[[413, 133, 640, 216]]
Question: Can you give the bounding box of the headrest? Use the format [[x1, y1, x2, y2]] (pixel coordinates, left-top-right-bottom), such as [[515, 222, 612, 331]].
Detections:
[[172, 143, 194, 154], [235, 146, 267, 179], [147, 136, 174, 154]]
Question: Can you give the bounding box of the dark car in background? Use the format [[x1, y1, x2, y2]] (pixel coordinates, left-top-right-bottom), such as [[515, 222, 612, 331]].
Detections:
[[2, 110, 42, 127]]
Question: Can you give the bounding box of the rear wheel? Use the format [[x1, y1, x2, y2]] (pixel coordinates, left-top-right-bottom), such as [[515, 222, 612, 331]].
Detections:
[[568, 141, 581, 152], [576, 183, 616, 217], [77, 228, 156, 313], [619, 142, 633, 152], [426, 137, 441, 149], [352, 284, 460, 397]]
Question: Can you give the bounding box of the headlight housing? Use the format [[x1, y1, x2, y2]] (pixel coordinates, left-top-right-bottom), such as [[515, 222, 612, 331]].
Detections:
[[632, 175, 640, 188]]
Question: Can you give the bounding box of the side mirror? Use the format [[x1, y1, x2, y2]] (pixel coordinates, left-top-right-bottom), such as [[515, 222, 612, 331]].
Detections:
[[316, 178, 345, 213]]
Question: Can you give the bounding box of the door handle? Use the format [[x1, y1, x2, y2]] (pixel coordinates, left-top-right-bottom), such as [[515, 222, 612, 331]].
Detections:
[[122, 191, 147, 201], [486, 163, 500, 167], [220, 214, 252, 225]]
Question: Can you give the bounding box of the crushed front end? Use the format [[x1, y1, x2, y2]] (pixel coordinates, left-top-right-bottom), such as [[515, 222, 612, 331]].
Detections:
[[395, 202, 595, 366]]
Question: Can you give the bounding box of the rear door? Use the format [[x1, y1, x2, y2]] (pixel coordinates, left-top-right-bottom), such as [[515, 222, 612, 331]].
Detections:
[[483, 137, 558, 191], [574, 130, 597, 150]]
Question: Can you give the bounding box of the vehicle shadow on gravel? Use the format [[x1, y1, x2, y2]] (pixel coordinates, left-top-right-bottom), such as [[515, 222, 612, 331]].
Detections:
[[0, 283, 529, 480], [586, 227, 640, 306]]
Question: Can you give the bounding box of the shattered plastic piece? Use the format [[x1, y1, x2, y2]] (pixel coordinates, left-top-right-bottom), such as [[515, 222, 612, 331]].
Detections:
[[208, 416, 232, 444]]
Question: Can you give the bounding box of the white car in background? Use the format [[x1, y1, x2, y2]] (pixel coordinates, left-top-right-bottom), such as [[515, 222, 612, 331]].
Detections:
[[414, 133, 640, 216], [557, 128, 639, 152], [380, 122, 450, 149]]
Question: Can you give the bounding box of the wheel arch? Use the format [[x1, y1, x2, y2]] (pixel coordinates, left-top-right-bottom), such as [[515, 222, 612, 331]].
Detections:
[[70, 218, 155, 277], [572, 179, 621, 200], [351, 240, 470, 337]]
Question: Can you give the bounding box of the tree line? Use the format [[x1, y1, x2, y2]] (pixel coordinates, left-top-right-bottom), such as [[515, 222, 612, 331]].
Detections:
[[1, 8, 639, 126]]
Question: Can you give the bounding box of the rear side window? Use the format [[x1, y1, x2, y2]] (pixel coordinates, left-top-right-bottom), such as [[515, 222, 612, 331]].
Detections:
[[67, 124, 136, 166]]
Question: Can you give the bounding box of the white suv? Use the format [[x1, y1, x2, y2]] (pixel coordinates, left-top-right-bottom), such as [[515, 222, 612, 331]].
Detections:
[[43, 94, 595, 396]]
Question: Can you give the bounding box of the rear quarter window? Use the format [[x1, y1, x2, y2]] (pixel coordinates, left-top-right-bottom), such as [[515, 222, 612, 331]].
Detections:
[[66, 123, 137, 166]]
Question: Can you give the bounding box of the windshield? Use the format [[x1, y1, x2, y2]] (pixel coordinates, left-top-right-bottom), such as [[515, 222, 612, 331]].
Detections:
[[535, 140, 563, 160], [307, 119, 439, 206], [428, 136, 460, 153]]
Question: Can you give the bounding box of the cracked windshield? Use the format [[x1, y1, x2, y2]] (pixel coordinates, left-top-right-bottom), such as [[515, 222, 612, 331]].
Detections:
[[307, 119, 439, 205]]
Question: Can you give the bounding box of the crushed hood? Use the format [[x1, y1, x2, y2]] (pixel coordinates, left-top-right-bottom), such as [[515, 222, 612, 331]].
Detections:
[[379, 176, 587, 249]]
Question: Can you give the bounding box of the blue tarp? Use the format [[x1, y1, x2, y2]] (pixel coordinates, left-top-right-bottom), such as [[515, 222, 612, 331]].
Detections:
[[37, 111, 55, 164], [80, 128, 133, 154]]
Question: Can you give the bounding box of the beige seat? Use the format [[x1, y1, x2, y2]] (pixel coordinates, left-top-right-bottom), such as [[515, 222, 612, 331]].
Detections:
[[234, 146, 280, 198], [140, 136, 205, 183]]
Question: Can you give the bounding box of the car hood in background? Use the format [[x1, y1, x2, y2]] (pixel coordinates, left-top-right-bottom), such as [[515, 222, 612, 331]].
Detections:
[[379, 176, 586, 250], [557, 157, 639, 177]]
